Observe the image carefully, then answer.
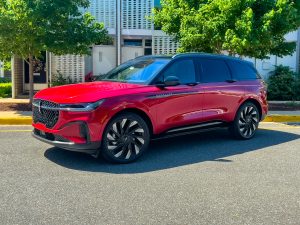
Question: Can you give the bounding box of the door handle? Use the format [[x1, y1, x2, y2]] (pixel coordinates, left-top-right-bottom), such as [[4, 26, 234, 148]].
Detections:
[[226, 79, 237, 83]]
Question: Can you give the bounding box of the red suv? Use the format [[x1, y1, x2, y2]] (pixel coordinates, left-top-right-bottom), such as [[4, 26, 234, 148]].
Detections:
[[32, 53, 268, 163]]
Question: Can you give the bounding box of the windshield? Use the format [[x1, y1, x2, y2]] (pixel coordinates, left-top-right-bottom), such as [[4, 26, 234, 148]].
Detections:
[[100, 58, 170, 84]]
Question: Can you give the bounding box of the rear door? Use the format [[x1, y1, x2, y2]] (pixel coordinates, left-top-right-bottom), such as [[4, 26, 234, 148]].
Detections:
[[196, 57, 244, 122]]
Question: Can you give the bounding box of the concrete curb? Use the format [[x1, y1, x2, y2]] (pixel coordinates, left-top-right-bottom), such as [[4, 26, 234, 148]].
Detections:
[[0, 117, 32, 125], [263, 115, 300, 123], [0, 115, 299, 125]]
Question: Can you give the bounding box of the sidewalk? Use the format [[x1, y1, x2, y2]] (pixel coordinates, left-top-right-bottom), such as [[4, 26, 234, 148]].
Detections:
[[0, 98, 29, 103], [269, 111, 300, 115], [0, 111, 299, 125]]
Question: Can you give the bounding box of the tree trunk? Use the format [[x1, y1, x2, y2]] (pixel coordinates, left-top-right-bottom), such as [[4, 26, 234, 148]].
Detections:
[[28, 55, 34, 104]]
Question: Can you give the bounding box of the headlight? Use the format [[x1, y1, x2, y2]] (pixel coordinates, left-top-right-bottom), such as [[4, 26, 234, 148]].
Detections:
[[59, 99, 105, 112]]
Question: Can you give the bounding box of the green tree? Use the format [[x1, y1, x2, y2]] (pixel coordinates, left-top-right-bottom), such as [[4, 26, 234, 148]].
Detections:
[[3, 60, 11, 72], [0, 0, 109, 102], [153, 0, 300, 58]]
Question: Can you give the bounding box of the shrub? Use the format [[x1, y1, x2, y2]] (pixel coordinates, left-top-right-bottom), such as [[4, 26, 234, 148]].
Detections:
[[51, 71, 73, 87], [0, 82, 12, 98], [294, 73, 300, 100], [0, 77, 11, 83], [267, 66, 299, 101]]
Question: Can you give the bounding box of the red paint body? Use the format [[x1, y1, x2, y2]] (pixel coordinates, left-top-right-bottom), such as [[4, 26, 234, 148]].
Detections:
[[33, 79, 268, 143]]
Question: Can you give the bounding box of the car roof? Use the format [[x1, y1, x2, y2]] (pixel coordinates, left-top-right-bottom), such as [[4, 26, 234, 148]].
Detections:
[[174, 53, 253, 65], [136, 53, 253, 66]]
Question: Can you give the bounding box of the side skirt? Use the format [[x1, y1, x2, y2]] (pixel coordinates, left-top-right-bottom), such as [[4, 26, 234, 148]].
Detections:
[[152, 121, 228, 141]]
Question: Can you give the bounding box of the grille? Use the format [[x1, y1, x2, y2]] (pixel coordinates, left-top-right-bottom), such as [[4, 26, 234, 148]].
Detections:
[[54, 135, 69, 142], [33, 99, 60, 128]]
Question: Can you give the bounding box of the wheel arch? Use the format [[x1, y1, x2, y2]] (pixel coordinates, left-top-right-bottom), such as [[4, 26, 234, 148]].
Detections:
[[239, 98, 263, 120], [107, 108, 154, 137]]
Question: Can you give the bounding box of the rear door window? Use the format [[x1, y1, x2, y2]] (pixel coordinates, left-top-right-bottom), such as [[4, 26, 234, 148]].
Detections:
[[198, 59, 231, 83], [227, 60, 258, 80]]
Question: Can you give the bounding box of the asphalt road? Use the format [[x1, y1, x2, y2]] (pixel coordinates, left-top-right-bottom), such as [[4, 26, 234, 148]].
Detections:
[[0, 123, 300, 225]]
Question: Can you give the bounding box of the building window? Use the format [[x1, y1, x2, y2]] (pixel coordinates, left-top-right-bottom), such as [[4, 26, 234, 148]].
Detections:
[[122, 0, 152, 30], [145, 39, 152, 47], [144, 48, 152, 55], [99, 52, 103, 62], [154, 0, 161, 7], [124, 39, 143, 47]]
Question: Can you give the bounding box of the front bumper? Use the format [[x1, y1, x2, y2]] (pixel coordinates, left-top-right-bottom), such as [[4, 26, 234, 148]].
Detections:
[[32, 128, 101, 154]]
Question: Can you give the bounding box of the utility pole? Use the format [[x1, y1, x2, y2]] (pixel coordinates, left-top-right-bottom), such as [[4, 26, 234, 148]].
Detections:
[[297, 27, 300, 73], [116, 0, 122, 66]]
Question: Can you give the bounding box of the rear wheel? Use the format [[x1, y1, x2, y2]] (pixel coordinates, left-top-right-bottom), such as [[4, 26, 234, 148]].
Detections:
[[230, 102, 260, 139], [101, 112, 150, 163]]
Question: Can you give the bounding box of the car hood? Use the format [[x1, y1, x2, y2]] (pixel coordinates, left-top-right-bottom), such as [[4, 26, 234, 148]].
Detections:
[[34, 81, 146, 103]]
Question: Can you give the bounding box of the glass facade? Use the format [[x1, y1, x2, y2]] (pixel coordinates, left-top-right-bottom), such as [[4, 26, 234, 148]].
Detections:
[[154, 0, 161, 7]]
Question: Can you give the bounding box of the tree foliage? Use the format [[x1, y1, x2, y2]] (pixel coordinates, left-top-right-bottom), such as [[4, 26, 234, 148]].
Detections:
[[0, 0, 109, 101], [153, 0, 300, 59], [3, 60, 11, 71]]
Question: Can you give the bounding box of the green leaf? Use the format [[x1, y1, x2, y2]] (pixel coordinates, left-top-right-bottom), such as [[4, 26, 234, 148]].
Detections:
[[153, 0, 300, 58]]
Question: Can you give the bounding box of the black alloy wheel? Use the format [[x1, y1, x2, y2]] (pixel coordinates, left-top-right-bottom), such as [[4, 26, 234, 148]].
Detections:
[[231, 102, 260, 139], [101, 113, 150, 163]]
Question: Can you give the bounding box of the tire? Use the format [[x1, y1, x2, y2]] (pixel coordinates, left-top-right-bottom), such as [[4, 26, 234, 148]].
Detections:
[[230, 102, 260, 140], [101, 112, 150, 163]]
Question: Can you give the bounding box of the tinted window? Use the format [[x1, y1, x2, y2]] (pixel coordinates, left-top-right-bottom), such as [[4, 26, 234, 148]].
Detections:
[[162, 59, 196, 84], [199, 59, 231, 83], [102, 58, 170, 84], [124, 39, 142, 46], [227, 60, 258, 80]]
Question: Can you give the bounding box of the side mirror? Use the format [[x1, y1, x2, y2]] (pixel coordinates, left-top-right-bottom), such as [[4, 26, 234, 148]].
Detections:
[[156, 76, 180, 88]]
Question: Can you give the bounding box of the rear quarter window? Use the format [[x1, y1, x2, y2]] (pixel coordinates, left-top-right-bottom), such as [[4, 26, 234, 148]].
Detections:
[[227, 60, 259, 80]]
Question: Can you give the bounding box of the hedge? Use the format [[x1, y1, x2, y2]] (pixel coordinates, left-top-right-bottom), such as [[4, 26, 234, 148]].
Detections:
[[267, 66, 300, 101], [0, 83, 12, 98], [0, 77, 11, 83]]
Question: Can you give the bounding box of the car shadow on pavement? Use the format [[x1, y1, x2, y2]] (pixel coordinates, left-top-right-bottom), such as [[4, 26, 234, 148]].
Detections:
[[44, 128, 299, 174]]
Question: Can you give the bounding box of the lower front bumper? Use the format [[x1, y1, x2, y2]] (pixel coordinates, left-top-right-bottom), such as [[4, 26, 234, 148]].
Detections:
[[32, 131, 101, 155]]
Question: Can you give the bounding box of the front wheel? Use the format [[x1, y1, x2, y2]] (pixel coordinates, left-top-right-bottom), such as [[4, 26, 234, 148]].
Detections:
[[230, 102, 260, 140], [101, 112, 150, 163]]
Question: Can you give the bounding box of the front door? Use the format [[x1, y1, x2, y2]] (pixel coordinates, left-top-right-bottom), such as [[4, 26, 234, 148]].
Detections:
[[153, 58, 203, 133], [24, 52, 47, 91]]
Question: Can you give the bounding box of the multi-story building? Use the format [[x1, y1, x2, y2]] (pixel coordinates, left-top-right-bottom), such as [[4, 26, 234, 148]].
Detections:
[[10, 0, 300, 98], [50, 0, 179, 82]]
